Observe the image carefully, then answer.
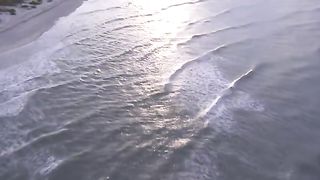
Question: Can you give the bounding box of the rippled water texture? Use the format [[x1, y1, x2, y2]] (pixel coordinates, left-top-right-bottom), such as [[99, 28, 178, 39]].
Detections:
[[1, 0, 320, 180]]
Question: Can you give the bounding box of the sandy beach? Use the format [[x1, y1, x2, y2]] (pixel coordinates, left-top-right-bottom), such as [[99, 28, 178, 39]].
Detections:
[[0, 0, 84, 53]]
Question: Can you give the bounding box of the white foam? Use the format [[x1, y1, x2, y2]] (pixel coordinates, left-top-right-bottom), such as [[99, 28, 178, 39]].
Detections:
[[0, 43, 62, 117], [0, 0, 94, 118], [0, 92, 32, 117], [228, 68, 254, 88], [195, 67, 262, 120], [230, 91, 264, 112], [167, 57, 264, 132], [195, 95, 222, 120], [38, 156, 63, 175]]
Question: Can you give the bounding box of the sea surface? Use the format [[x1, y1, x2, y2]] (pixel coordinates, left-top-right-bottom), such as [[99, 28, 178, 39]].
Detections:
[[1, 0, 320, 179]]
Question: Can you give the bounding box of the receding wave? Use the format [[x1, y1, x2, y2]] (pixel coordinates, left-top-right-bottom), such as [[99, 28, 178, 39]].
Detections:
[[0, 128, 68, 157]]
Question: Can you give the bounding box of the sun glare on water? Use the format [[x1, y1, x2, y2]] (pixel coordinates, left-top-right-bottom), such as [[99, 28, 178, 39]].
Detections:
[[131, 0, 194, 37], [132, 0, 173, 11]]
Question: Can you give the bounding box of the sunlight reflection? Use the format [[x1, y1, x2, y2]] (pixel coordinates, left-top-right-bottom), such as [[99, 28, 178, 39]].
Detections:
[[131, 0, 194, 38], [132, 0, 172, 11]]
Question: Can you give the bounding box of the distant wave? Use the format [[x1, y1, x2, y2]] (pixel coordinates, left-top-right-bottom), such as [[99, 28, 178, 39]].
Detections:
[[102, 17, 127, 25], [184, 3, 259, 30], [178, 23, 255, 47], [275, 6, 320, 22], [179, 6, 320, 49], [184, 9, 231, 28], [111, 24, 137, 32], [112, 43, 152, 59], [79, 6, 122, 16], [160, 0, 207, 11]]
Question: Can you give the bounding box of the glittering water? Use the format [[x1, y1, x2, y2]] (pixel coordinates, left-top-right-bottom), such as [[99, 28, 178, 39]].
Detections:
[[1, 0, 320, 180]]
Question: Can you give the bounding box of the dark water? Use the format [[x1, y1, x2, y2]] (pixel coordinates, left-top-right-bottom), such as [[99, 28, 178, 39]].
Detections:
[[1, 0, 320, 179]]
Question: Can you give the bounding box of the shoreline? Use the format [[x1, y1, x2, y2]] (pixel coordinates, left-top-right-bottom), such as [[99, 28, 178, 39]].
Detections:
[[0, 0, 84, 53]]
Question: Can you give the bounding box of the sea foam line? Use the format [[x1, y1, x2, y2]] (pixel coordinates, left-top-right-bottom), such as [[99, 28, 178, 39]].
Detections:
[[195, 67, 255, 119]]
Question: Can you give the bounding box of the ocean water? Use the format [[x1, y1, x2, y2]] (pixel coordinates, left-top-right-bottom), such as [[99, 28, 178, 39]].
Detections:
[[1, 0, 320, 179]]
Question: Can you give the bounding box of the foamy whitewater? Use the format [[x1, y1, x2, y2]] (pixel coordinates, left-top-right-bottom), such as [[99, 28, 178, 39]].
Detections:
[[1, 0, 320, 180]]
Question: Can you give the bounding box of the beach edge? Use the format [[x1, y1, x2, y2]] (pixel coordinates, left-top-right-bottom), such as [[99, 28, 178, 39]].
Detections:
[[0, 0, 84, 53]]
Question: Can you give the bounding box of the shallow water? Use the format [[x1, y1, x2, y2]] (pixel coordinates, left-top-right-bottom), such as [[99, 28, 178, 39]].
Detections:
[[1, 0, 320, 179]]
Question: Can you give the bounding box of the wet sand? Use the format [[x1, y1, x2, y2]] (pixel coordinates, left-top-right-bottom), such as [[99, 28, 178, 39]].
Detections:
[[0, 0, 84, 53]]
